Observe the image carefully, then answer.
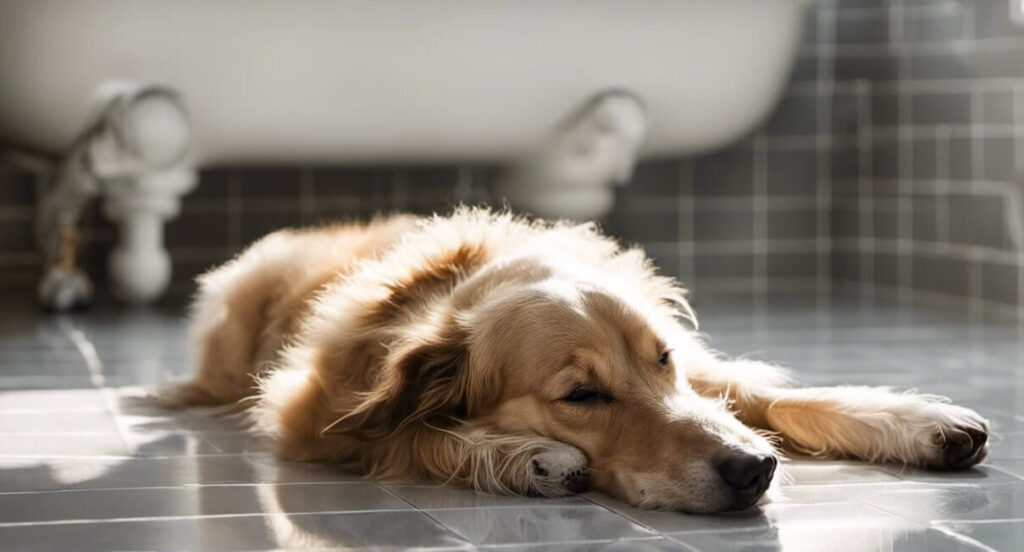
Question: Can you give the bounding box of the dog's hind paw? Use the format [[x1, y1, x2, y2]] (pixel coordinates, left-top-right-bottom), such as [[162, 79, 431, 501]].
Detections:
[[528, 442, 589, 497]]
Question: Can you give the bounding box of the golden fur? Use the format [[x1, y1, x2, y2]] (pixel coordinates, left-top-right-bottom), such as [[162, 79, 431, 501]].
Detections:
[[161, 207, 989, 514]]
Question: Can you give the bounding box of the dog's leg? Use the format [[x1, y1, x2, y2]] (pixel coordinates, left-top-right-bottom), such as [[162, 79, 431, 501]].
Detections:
[[366, 426, 590, 497], [687, 357, 988, 469]]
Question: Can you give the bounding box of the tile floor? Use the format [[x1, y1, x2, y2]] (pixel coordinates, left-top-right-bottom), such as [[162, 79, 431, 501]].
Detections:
[[1, 291, 1023, 551]]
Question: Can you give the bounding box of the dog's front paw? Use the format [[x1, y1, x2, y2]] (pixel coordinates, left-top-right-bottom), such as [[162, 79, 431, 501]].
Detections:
[[528, 442, 589, 497], [923, 405, 989, 470]]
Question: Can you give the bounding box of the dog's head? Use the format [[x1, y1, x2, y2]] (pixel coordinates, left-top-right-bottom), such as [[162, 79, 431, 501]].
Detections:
[[339, 255, 778, 513]]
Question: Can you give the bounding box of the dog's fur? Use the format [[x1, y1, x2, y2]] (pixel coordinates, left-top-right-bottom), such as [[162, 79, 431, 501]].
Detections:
[[161, 208, 989, 514]]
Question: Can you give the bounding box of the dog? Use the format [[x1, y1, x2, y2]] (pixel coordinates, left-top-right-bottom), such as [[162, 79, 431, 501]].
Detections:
[[160, 207, 989, 514]]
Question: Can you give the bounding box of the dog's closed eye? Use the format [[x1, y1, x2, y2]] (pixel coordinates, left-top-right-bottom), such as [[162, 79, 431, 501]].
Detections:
[[561, 385, 612, 404]]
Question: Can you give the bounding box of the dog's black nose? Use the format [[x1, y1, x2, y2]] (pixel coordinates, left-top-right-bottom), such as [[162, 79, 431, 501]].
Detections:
[[716, 451, 776, 501]]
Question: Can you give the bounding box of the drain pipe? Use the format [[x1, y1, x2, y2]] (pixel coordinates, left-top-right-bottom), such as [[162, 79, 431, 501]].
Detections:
[[36, 82, 194, 309]]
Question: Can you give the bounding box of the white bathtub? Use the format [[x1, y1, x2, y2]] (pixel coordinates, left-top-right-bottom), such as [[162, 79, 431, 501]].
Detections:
[[0, 0, 806, 164]]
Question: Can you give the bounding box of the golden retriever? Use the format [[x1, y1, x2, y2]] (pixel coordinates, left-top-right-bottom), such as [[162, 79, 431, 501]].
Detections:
[[161, 207, 988, 514]]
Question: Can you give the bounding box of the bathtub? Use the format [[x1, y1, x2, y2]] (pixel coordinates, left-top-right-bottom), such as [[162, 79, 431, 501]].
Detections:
[[0, 0, 807, 305], [0, 0, 806, 164]]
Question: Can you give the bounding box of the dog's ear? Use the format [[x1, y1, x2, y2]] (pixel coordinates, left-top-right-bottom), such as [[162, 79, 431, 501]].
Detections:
[[324, 324, 470, 441]]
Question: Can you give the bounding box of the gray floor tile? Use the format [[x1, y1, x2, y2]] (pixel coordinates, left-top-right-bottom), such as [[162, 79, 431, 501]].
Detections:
[[429, 505, 655, 545], [0, 510, 469, 551], [670, 526, 983, 552], [854, 481, 1024, 523], [0, 482, 407, 523], [2, 292, 1024, 548], [782, 460, 902, 486], [0, 411, 122, 434], [594, 499, 906, 535], [388, 484, 589, 509], [0, 389, 107, 411], [989, 431, 1024, 459], [0, 454, 364, 492], [0, 433, 130, 457], [882, 464, 1024, 484], [481, 537, 692, 551], [934, 520, 1024, 552]]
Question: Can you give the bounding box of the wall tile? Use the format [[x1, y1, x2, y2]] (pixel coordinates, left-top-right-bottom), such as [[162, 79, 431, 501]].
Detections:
[[0, 168, 36, 205], [767, 209, 819, 239], [627, 160, 681, 197], [237, 168, 303, 197], [0, 220, 34, 252], [831, 249, 861, 280], [832, 207, 861, 238], [912, 136, 940, 178], [766, 252, 819, 278], [189, 169, 231, 200], [239, 209, 304, 244], [911, 92, 972, 124], [903, 6, 966, 42], [907, 51, 971, 80], [165, 212, 230, 249], [836, 12, 891, 44], [832, 90, 861, 135], [972, 0, 1024, 38], [875, 252, 900, 286], [983, 261, 1019, 304], [872, 141, 900, 178], [982, 89, 1015, 125], [947, 194, 1014, 248], [766, 94, 819, 136], [608, 209, 681, 244], [873, 204, 900, 239], [832, 146, 861, 180], [872, 93, 900, 126], [965, 46, 1024, 78], [692, 150, 754, 196], [983, 137, 1017, 181], [913, 254, 969, 296], [766, 150, 820, 195], [694, 253, 754, 279], [948, 137, 975, 180], [912, 195, 940, 242], [835, 55, 900, 81], [791, 54, 820, 82], [693, 209, 755, 242]]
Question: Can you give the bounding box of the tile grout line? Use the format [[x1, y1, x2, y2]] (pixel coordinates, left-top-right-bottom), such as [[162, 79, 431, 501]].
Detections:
[[374, 483, 477, 547]]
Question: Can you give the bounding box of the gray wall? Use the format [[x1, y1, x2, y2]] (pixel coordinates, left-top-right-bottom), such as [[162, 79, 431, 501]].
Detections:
[[827, 0, 1024, 316], [1, 0, 1022, 316]]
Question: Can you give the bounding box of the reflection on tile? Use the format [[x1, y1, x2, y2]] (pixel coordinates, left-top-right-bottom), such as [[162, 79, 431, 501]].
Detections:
[[975, 458, 1024, 479], [388, 484, 588, 509], [592, 500, 905, 536], [0, 482, 407, 523], [783, 460, 902, 485], [0, 454, 364, 492], [854, 482, 1024, 523], [936, 520, 1024, 552], [482, 537, 691, 551], [430, 505, 654, 545], [672, 526, 981, 552], [0, 411, 121, 434], [882, 465, 1023, 485], [0, 389, 108, 412], [989, 432, 1024, 459], [0, 433, 130, 457], [0, 511, 468, 551]]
